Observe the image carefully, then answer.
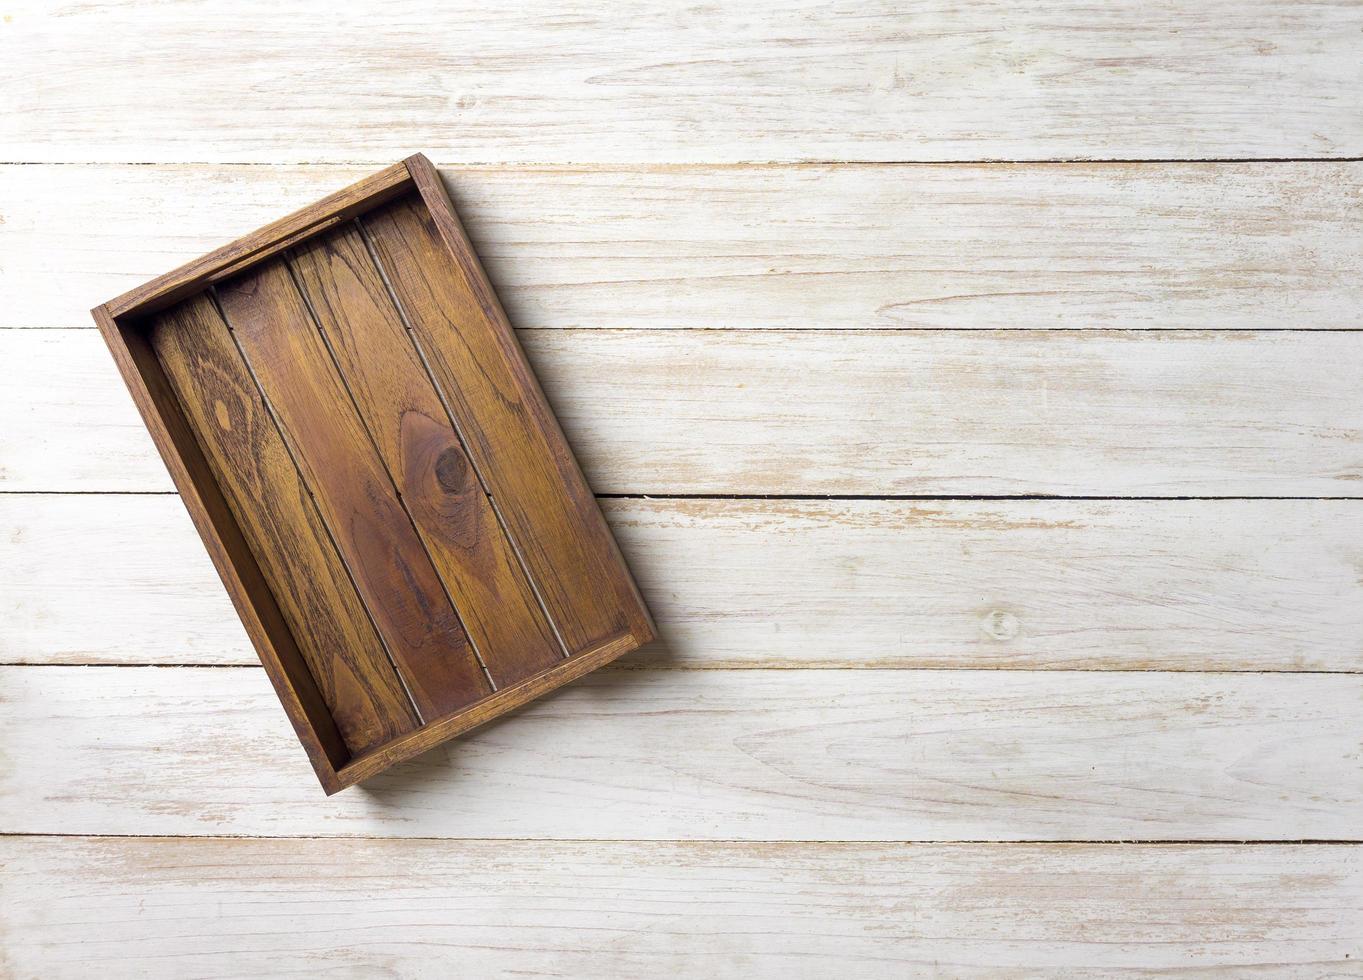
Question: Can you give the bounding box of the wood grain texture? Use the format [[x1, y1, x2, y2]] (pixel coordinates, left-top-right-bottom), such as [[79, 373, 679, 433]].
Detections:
[[218, 260, 493, 718], [2, 837, 1359, 979], [5, 1, 1362, 162], [8, 495, 1363, 673], [290, 224, 563, 683], [3, 666, 1359, 841], [8, 0, 1360, 968], [365, 189, 654, 650], [13, 328, 1363, 496], [10, 162, 1361, 332], [149, 295, 418, 754]]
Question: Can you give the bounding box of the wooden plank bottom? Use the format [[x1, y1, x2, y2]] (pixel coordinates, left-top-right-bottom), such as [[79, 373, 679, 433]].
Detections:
[[5, 494, 1362, 672], [1, 837, 1357, 978], [2, 666, 1358, 841], [4, 162, 1361, 333], [9, 328, 1363, 496]]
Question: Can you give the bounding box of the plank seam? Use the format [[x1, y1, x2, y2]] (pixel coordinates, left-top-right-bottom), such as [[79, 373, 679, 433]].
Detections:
[[1, 832, 1357, 844], [14, 326, 1363, 334], [10, 491, 1363, 502], [14, 326, 1363, 335], [3, 158, 1363, 167], [4, 663, 1360, 675]]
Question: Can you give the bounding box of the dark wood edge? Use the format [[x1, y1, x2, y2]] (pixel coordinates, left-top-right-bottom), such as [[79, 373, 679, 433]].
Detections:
[[91, 304, 348, 794], [402, 152, 658, 643], [105, 162, 415, 320], [332, 630, 646, 792]]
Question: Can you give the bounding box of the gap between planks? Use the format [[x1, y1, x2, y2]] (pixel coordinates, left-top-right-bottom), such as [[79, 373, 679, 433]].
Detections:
[[14, 326, 1363, 334], [14, 329, 1363, 336], [4, 663, 1361, 675], [4, 158, 1363, 167], [12, 491, 1363, 500], [0, 833, 1358, 845]]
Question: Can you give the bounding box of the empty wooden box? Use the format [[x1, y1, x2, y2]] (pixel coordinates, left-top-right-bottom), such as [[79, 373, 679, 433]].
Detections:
[[92, 155, 656, 793]]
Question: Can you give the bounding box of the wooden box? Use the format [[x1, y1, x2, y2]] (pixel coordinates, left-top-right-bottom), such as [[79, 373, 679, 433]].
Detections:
[[92, 155, 656, 793]]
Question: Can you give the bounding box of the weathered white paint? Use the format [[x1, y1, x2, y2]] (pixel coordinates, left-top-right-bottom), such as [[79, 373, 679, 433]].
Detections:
[[5, 494, 1362, 671], [2, 0, 1359, 973], [2, 666, 1359, 840], [6, 328, 1362, 495], [6, 162, 1361, 331], [2, 837, 1358, 978], [4, 1, 1362, 162]]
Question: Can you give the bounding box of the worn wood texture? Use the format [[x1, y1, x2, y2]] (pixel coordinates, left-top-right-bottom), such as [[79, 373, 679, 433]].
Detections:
[[290, 224, 563, 683], [12, 328, 1363, 496], [149, 295, 419, 753], [5, 1, 1362, 163], [7, 163, 1362, 332], [2, 837, 1359, 978], [3, 666, 1359, 841], [217, 257, 493, 718], [365, 185, 653, 650], [8, 0, 1362, 970], [6, 494, 1363, 673]]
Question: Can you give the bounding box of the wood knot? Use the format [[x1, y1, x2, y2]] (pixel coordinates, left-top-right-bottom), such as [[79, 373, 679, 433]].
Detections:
[[981, 610, 1020, 642], [435, 447, 469, 492]]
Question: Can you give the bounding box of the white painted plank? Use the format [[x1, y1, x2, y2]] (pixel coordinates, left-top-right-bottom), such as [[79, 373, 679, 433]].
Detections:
[[0, 494, 247, 664], [2, 837, 1358, 978], [7, 329, 1363, 495], [6, 163, 1361, 331], [2, 666, 1358, 840], [4, 1, 1361, 163], [6, 494, 1363, 672]]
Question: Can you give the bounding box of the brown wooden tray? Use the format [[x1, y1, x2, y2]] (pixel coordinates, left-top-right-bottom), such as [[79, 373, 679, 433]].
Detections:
[[92, 155, 655, 793]]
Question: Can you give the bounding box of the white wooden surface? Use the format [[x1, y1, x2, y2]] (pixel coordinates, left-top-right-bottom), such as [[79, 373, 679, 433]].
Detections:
[[6, 494, 1363, 670], [3, 839, 1359, 979], [9, 329, 1363, 495], [5, 666, 1361, 840], [4, 0, 1362, 162], [3, 1, 1361, 975], [6, 163, 1362, 331]]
